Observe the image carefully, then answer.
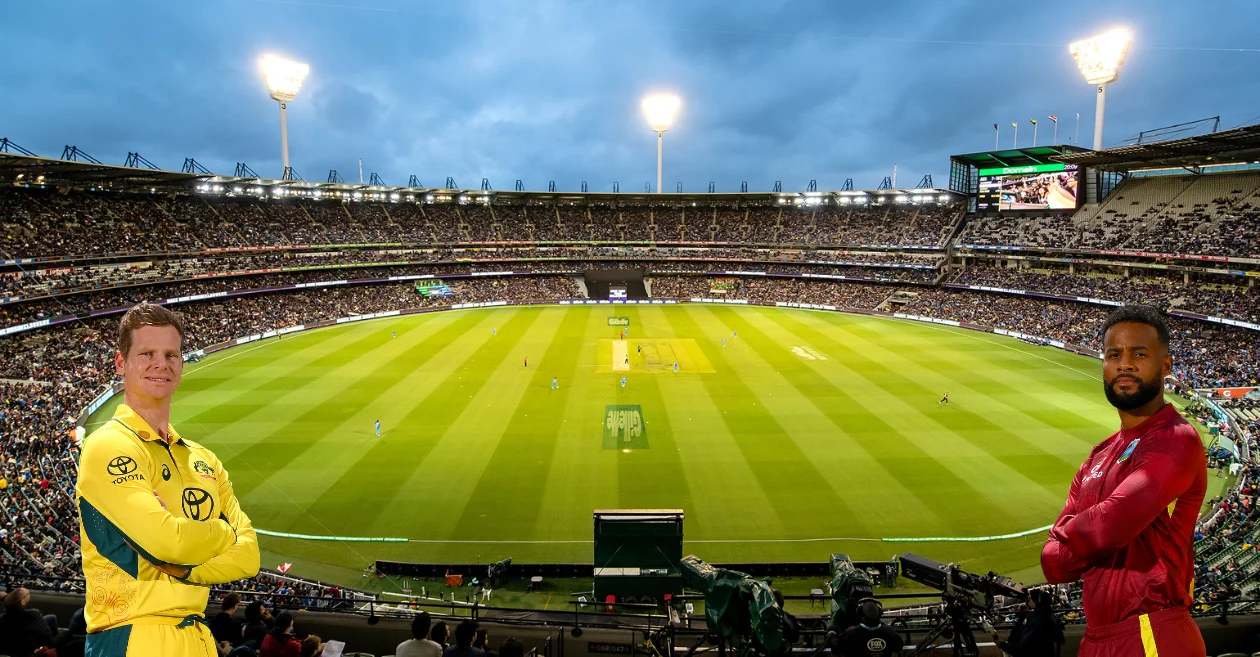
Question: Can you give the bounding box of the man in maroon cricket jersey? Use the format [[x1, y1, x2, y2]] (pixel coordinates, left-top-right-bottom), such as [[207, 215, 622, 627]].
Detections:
[[1042, 305, 1207, 656]]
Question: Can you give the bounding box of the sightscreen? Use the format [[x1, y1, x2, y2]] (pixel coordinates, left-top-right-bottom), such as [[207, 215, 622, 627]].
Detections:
[[976, 163, 1079, 212]]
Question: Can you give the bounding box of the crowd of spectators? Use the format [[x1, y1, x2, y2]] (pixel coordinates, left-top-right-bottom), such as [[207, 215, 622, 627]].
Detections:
[[903, 289, 1260, 389], [0, 189, 967, 259], [948, 265, 1260, 324], [648, 276, 899, 309], [0, 246, 943, 302], [0, 257, 942, 330]]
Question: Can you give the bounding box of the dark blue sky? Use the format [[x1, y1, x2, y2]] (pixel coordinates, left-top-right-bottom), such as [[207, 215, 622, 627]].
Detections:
[[4, 1, 1259, 192]]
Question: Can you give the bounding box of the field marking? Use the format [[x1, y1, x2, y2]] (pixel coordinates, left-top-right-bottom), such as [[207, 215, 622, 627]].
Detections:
[[183, 338, 279, 375], [790, 345, 827, 361], [612, 340, 628, 371], [893, 318, 1102, 381], [254, 529, 1055, 544], [832, 311, 1103, 382]]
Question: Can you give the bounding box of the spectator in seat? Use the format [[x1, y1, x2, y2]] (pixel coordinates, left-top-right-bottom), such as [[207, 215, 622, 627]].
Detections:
[[431, 620, 451, 650], [443, 620, 486, 657], [474, 626, 497, 657], [212, 592, 245, 646], [244, 600, 273, 648], [261, 610, 302, 657], [398, 611, 443, 657], [0, 587, 57, 657], [300, 634, 324, 657], [499, 638, 525, 657]]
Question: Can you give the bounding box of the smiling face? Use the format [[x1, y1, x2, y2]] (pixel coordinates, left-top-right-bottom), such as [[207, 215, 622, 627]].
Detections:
[[115, 324, 184, 403], [1102, 321, 1172, 412]]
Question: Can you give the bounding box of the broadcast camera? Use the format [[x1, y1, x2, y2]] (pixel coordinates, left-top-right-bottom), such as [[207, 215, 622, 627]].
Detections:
[[679, 555, 784, 657], [825, 554, 873, 633], [487, 557, 511, 588], [897, 553, 1026, 657]]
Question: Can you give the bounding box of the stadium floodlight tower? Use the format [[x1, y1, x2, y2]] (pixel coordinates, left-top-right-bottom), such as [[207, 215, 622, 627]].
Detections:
[[259, 54, 310, 180], [1069, 28, 1132, 151], [642, 94, 681, 193]]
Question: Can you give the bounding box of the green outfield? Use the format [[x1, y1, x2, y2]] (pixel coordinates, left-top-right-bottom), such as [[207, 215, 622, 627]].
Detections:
[[89, 304, 1132, 587]]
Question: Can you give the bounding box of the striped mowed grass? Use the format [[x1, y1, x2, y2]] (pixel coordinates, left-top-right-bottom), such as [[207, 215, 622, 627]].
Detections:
[[89, 304, 1115, 579]]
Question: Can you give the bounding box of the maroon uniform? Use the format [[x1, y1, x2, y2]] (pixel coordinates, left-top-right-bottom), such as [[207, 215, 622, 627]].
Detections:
[[1042, 403, 1206, 656]]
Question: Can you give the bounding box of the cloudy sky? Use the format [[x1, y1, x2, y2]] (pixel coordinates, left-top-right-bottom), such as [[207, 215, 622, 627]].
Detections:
[[4, 1, 1259, 193]]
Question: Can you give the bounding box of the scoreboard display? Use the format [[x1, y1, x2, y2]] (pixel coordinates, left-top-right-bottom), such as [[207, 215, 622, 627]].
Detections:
[[976, 163, 1079, 212]]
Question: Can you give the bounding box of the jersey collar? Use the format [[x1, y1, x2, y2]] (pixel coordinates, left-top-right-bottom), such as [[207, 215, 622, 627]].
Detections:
[[112, 404, 184, 445], [1117, 402, 1177, 440]]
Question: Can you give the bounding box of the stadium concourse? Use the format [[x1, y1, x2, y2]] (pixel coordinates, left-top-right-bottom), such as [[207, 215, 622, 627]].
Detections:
[[3, 150, 1260, 654]]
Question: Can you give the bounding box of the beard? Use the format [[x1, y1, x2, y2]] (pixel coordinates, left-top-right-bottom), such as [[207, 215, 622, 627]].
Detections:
[[1104, 374, 1163, 411]]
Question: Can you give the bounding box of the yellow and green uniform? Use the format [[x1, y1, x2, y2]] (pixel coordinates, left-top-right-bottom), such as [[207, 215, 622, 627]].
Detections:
[[76, 404, 260, 656]]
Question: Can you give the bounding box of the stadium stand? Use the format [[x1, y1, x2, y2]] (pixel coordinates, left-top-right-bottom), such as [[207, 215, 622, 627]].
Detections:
[[957, 171, 1260, 257], [9, 155, 1260, 655], [947, 265, 1260, 324]]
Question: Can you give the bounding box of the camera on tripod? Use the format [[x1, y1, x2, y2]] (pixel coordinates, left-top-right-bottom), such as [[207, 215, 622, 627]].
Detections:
[[897, 553, 1026, 657], [898, 553, 1025, 609], [679, 555, 784, 657]]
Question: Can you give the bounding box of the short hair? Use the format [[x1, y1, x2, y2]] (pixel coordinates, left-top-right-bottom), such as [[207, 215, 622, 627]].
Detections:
[[430, 620, 450, 644], [1102, 305, 1169, 348], [301, 635, 323, 657], [271, 611, 295, 638], [858, 598, 883, 625], [118, 302, 186, 357], [221, 592, 241, 612], [411, 611, 432, 640], [500, 637, 526, 657], [3, 587, 28, 611], [455, 620, 478, 647]]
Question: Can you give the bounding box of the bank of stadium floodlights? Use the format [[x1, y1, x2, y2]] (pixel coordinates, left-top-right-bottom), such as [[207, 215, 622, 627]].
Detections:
[[641, 94, 681, 194], [1070, 28, 1132, 151], [259, 54, 311, 181]]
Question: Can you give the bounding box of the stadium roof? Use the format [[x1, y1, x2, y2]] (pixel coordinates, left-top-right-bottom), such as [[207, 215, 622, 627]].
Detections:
[[0, 152, 960, 203], [0, 153, 211, 187], [951, 145, 1092, 169], [1051, 123, 1260, 172]]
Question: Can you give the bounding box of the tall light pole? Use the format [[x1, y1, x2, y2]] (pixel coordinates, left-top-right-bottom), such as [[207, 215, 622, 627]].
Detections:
[[1070, 28, 1132, 151], [642, 94, 680, 193], [259, 54, 310, 180]]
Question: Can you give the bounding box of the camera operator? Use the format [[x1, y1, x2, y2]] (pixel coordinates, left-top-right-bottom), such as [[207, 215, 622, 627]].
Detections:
[[771, 589, 800, 646], [838, 599, 903, 657], [990, 589, 1064, 657]]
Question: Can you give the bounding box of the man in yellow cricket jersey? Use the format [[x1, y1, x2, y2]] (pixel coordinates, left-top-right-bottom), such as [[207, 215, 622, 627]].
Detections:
[[76, 302, 260, 656]]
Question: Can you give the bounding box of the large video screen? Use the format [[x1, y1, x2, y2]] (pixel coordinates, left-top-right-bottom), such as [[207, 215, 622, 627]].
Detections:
[[976, 163, 1079, 212]]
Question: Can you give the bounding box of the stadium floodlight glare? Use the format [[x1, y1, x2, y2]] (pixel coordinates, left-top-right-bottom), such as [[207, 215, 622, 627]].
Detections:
[[1069, 28, 1131, 151], [259, 54, 310, 179], [642, 94, 681, 194]]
